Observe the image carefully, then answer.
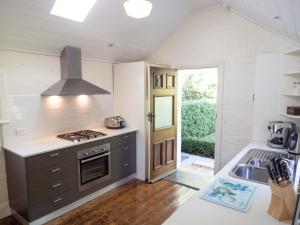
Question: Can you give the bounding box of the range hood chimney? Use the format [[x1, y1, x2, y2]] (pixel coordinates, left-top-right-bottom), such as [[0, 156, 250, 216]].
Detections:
[[41, 46, 110, 96]]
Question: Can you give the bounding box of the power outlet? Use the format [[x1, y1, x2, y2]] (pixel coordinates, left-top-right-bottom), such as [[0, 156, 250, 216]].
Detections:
[[15, 128, 27, 136]]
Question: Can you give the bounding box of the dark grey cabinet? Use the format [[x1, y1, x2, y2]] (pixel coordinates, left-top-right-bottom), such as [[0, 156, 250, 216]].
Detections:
[[5, 131, 136, 222], [111, 143, 136, 182]]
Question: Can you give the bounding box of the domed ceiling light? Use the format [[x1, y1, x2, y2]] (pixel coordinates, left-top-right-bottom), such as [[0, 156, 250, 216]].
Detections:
[[124, 0, 153, 19]]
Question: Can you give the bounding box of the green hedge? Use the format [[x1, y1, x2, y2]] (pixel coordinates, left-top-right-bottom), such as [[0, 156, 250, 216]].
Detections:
[[182, 134, 215, 158], [181, 100, 216, 139]]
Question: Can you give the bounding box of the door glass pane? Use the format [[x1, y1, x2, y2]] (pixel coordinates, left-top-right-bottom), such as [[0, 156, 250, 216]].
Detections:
[[155, 96, 173, 129]]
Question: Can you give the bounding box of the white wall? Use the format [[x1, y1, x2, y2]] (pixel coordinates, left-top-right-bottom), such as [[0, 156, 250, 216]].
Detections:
[[0, 50, 114, 219], [1, 50, 114, 143], [113, 62, 147, 181], [150, 8, 296, 167]]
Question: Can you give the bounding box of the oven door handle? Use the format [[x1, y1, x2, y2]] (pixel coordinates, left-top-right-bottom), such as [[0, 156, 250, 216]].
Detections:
[[80, 152, 110, 164]]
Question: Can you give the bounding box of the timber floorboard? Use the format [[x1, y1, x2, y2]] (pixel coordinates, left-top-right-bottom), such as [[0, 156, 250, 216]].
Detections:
[[0, 179, 196, 225]]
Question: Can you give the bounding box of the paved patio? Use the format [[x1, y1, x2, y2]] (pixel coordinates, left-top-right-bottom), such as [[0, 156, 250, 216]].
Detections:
[[181, 152, 214, 170]]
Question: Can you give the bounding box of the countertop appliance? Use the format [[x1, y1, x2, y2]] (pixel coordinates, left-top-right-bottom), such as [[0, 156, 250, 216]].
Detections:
[[267, 121, 296, 149], [105, 116, 126, 129], [41, 46, 110, 96], [77, 143, 111, 192], [288, 132, 300, 155], [57, 130, 107, 142]]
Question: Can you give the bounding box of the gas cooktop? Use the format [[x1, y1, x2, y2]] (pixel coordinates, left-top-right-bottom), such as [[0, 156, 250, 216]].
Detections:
[[57, 130, 107, 142]]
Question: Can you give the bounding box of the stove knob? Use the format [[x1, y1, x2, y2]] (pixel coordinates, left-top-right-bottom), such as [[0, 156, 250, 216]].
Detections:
[[84, 152, 89, 156], [93, 150, 97, 153]]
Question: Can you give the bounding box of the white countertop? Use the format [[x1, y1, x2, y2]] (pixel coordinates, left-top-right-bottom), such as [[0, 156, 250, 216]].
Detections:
[[3, 127, 137, 158], [163, 142, 297, 225]]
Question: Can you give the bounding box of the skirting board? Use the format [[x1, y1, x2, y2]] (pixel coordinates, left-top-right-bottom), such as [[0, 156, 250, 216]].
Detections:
[[12, 174, 137, 225]]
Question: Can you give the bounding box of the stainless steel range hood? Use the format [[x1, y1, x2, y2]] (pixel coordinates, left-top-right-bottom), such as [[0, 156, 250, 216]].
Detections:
[[41, 46, 110, 96]]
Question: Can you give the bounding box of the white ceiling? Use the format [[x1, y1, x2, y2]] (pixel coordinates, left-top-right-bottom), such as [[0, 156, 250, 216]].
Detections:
[[179, 0, 221, 12], [0, 0, 191, 62], [0, 0, 299, 63], [223, 0, 300, 46]]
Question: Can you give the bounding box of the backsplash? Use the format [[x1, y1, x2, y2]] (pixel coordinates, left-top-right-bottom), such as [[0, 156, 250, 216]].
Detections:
[[3, 94, 113, 144], [0, 49, 114, 145]]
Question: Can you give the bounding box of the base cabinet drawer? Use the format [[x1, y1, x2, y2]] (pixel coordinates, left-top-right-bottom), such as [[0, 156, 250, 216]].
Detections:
[[26, 149, 76, 172], [111, 143, 136, 181], [119, 157, 136, 179], [30, 190, 76, 221], [29, 176, 77, 206], [28, 162, 76, 185], [110, 132, 136, 148]]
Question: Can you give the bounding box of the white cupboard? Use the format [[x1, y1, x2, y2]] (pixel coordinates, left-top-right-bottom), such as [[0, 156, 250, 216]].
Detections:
[[113, 62, 148, 181], [253, 53, 300, 142]]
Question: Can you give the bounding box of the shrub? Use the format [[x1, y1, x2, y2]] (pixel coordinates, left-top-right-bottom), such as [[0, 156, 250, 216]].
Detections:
[[181, 100, 216, 139], [182, 74, 217, 101], [182, 134, 215, 158]]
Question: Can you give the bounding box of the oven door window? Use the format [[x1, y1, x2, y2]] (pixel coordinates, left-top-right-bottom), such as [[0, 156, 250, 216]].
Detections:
[[80, 153, 109, 185]]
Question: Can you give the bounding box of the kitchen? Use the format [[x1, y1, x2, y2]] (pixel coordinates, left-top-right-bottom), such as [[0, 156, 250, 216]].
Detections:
[[1, 0, 300, 225]]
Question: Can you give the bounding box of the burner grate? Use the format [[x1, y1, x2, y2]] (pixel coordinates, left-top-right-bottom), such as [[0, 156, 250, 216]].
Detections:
[[57, 130, 107, 142]]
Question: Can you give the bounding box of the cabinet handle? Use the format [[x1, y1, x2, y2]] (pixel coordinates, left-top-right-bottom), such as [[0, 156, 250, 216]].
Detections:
[[51, 168, 61, 173], [123, 163, 129, 167], [122, 135, 128, 140], [50, 153, 61, 157], [52, 183, 62, 188], [123, 146, 129, 150], [53, 197, 62, 203]]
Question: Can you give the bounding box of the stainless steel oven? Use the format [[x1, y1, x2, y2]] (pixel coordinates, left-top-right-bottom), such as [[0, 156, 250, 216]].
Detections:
[[77, 143, 111, 192]]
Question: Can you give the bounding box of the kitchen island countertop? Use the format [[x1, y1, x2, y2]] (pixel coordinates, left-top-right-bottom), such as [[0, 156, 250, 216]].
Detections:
[[3, 127, 137, 157], [163, 142, 298, 225]]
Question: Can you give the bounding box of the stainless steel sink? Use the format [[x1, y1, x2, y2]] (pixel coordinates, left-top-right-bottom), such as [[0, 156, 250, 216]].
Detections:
[[229, 149, 297, 185], [232, 165, 270, 184], [248, 159, 266, 168]]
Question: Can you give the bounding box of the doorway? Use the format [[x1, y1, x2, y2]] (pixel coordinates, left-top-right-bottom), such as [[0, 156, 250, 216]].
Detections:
[[179, 67, 218, 169], [164, 67, 222, 189]]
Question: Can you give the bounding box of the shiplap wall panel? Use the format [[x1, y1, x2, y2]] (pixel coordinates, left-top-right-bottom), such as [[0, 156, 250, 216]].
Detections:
[[151, 8, 296, 167]]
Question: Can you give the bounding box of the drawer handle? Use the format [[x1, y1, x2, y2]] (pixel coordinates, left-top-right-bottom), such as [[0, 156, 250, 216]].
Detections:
[[53, 197, 62, 203], [50, 153, 61, 157], [52, 183, 62, 188], [123, 146, 129, 150], [122, 135, 129, 140], [123, 163, 129, 167], [51, 168, 61, 173]]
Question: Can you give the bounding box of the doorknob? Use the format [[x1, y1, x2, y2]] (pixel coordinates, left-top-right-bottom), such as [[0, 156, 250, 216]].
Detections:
[[147, 112, 155, 123]]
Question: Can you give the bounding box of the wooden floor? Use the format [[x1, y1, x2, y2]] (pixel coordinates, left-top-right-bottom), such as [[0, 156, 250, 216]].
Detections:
[[0, 179, 196, 225]]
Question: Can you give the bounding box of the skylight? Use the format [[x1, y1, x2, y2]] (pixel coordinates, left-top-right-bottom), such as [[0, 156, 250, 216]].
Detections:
[[50, 0, 97, 23]]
